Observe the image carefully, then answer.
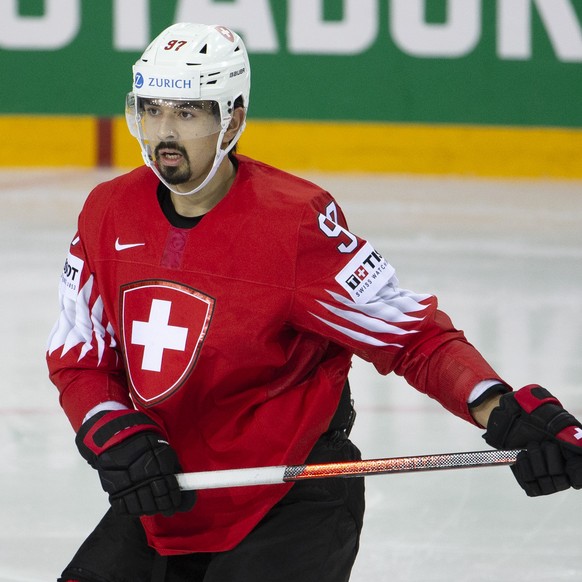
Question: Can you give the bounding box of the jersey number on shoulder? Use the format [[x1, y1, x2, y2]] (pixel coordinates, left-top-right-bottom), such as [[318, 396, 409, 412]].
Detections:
[[318, 202, 357, 254]]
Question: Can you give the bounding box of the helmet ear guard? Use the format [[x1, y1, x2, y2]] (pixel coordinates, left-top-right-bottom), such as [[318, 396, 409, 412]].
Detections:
[[125, 93, 139, 139]]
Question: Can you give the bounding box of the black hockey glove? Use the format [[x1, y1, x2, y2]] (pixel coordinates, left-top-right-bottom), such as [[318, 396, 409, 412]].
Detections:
[[483, 385, 582, 496], [76, 410, 196, 516]]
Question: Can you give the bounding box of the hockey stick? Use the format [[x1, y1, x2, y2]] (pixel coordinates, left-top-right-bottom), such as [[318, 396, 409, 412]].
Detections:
[[176, 449, 520, 491]]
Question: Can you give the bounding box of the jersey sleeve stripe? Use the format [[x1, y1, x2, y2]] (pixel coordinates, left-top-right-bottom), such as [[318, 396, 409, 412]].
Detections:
[[326, 290, 430, 323], [47, 275, 113, 366], [308, 312, 402, 348], [316, 300, 417, 336]]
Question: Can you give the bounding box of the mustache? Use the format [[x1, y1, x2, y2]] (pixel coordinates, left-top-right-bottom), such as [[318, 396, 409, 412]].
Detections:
[[154, 141, 190, 161]]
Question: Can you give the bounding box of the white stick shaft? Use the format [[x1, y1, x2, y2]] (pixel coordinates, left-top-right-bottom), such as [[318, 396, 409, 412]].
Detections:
[[177, 466, 287, 490], [176, 449, 520, 491]]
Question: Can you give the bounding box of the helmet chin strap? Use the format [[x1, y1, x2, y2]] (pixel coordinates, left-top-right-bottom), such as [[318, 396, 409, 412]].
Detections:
[[143, 125, 231, 197], [135, 108, 246, 198]]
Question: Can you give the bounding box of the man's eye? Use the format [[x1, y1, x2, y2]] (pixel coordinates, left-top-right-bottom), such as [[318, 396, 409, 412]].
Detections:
[[178, 110, 195, 119]]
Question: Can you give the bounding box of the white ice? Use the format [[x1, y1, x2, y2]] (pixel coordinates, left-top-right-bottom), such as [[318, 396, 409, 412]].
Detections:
[[1, 168, 581, 581]]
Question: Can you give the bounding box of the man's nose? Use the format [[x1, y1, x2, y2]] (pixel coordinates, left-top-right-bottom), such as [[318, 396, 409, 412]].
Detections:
[[157, 114, 178, 140]]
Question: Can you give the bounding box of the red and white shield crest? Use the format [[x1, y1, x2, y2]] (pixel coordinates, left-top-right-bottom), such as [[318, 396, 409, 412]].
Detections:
[[120, 280, 215, 406]]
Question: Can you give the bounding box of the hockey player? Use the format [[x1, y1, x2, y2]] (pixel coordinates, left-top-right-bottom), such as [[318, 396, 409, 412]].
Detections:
[[47, 22, 582, 582]]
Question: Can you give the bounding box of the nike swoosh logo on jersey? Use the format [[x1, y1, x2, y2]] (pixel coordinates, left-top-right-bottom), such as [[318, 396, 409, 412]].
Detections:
[[115, 238, 145, 251]]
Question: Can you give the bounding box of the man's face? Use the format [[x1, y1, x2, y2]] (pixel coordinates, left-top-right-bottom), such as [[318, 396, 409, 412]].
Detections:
[[140, 99, 222, 187]]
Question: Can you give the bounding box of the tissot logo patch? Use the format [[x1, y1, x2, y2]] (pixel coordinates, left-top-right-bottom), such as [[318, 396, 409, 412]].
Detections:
[[335, 242, 394, 304], [60, 252, 84, 300], [120, 280, 215, 406]]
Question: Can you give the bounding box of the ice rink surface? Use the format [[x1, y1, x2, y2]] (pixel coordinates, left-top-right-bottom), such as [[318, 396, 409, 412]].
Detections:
[[1, 167, 581, 581]]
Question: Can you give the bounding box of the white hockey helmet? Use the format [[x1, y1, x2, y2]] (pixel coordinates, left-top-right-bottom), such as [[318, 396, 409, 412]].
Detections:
[[125, 22, 251, 195]]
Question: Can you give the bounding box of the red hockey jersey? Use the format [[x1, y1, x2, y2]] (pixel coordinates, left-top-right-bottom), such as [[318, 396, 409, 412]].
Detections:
[[47, 155, 502, 554]]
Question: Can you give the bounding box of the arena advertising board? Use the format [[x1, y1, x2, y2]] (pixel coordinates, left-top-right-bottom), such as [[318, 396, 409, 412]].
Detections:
[[1, 0, 581, 127]]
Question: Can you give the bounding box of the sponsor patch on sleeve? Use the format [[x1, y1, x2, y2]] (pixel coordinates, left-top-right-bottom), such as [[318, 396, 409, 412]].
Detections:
[[335, 242, 394, 304], [60, 252, 84, 300]]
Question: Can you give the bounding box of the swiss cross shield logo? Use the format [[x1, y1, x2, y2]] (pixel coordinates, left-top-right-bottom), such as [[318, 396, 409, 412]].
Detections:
[[120, 280, 215, 406]]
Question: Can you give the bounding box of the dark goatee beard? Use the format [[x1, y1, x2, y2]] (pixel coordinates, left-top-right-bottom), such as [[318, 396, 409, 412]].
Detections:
[[154, 141, 191, 185]]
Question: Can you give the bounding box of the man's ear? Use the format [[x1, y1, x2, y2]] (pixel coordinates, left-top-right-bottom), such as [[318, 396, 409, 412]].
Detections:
[[222, 107, 245, 146]]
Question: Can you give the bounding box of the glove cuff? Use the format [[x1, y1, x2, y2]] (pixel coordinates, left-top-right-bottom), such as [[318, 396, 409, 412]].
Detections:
[[482, 391, 519, 449], [512, 384, 562, 413], [512, 385, 582, 447], [484, 385, 582, 450], [76, 409, 164, 465]]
